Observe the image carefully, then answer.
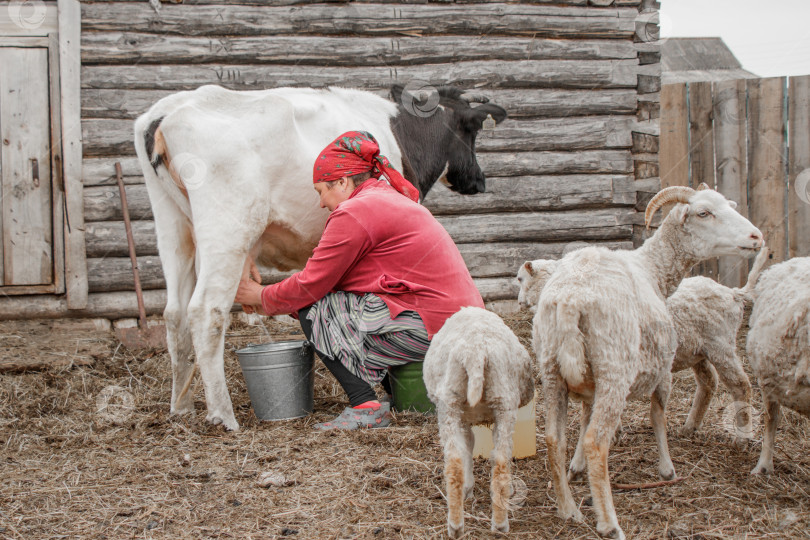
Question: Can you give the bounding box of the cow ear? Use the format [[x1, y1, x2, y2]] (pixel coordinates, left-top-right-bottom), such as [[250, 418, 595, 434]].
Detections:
[[470, 103, 508, 125], [389, 84, 405, 104]]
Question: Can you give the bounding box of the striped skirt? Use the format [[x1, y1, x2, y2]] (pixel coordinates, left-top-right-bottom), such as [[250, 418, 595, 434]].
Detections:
[[305, 291, 430, 384]]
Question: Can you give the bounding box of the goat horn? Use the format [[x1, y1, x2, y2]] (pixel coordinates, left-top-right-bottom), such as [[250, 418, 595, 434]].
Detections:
[[460, 92, 490, 104], [644, 186, 696, 229], [696, 182, 710, 191]]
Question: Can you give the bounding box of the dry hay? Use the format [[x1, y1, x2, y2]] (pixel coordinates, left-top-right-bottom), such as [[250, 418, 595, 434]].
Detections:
[[0, 311, 808, 539]]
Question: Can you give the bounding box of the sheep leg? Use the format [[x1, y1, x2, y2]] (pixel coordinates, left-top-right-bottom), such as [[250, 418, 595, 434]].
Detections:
[[462, 424, 475, 500], [585, 385, 628, 540], [490, 407, 517, 534], [568, 401, 591, 482], [751, 395, 780, 475], [651, 377, 676, 480], [682, 359, 717, 435], [713, 353, 754, 443], [438, 403, 467, 538], [544, 372, 583, 522]]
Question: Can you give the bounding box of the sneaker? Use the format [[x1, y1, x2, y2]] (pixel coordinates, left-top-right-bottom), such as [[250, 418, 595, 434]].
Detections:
[[313, 402, 393, 431]]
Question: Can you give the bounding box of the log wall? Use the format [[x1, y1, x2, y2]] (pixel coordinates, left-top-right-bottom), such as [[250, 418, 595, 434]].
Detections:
[[64, 0, 660, 318]]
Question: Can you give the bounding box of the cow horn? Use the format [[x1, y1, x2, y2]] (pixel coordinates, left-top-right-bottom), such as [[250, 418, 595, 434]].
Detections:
[[644, 186, 696, 229], [460, 92, 490, 104]]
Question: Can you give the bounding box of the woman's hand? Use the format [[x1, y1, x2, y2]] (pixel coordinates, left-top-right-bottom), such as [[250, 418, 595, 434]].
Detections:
[[236, 278, 266, 315]]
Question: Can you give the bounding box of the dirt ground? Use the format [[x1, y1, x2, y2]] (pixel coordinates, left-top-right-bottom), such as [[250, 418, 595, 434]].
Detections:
[[0, 311, 808, 539]]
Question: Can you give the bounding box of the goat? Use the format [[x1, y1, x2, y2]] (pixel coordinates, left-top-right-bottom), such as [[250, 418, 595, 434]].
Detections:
[[745, 256, 810, 475], [534, 185, 763, 539], [423, 306, 534, 537]]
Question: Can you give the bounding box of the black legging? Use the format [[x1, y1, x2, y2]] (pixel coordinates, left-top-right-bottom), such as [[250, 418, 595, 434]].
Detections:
[[298, 307, 391, 407]]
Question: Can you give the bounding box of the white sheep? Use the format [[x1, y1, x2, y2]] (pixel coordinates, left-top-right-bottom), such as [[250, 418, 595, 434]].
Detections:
[[668, 245, 768, 442], [745, 256, 810, 475], [423, 306, 534, 538], [534, 185, 763, 539]]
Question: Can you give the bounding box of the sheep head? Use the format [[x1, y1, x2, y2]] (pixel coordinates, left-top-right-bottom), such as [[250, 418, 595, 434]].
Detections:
[[645, 185, 764, 258], [517, 259, 560, 311]]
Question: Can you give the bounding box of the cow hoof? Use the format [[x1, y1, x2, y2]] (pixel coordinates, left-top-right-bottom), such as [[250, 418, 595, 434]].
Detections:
[[206, 413, 239, 432], [659, 466, 676, 481], [598, 525, 625, 540]]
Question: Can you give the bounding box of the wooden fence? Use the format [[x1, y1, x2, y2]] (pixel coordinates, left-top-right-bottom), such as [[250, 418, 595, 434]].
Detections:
[[660, 74, 810, 287]]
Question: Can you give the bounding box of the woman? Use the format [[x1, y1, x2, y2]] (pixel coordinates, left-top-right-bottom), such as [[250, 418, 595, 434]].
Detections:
[[236, 131, 483, 430]]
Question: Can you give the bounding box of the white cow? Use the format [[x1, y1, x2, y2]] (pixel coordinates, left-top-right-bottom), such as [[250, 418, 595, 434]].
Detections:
[[133, 84, 506, 430]]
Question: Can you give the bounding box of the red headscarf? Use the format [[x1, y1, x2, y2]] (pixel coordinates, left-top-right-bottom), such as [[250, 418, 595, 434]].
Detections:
[[313, 131, 419, 203]]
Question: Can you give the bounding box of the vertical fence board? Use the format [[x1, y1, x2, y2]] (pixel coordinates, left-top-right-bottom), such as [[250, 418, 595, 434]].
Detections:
[[789, 75, 810, 258], [689, 81, 718, 278], [714, 79, 749, 287], [748, 77, 787, 264], [659, 83, 689, 189]]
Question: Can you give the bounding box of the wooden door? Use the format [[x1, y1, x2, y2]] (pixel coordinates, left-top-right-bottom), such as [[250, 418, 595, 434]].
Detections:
[[0, 43, 61, 292]]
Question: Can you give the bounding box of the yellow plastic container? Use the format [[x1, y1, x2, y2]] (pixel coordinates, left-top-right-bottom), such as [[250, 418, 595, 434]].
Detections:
[[472, 392, 537, 459]]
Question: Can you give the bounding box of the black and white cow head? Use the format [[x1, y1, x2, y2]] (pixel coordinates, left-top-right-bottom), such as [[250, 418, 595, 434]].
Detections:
[[389, 84, 508, 198]]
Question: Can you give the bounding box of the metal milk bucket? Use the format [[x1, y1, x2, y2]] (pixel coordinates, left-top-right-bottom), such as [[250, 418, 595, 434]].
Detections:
[[236, 340, 314, 421]]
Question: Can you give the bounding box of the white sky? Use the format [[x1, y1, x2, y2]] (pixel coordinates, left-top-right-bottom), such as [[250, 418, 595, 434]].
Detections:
[[660, 0, 810, 78]]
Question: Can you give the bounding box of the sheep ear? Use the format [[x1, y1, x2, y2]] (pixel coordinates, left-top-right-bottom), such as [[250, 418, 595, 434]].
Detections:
[[728, 200, 738, 210], [523, 261, 535, 276], [696, 182, 711, 191]]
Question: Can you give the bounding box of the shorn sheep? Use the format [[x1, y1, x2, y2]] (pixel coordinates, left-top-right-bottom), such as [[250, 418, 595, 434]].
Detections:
[[534, 185, 763, 539], [668, 245, 768, 442], [746, 256, 810, 475], [423, 306, 534, 538], [520, 245, 769, 445]]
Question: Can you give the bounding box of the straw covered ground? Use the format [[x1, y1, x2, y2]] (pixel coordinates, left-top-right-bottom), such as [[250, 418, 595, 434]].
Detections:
[[1, 311, 808, 539]]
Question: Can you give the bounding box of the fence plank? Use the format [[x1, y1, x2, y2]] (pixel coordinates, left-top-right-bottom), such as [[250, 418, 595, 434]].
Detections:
[[748, 77, 787, 263], [659, 83, 689, 189], [713, 79, 749, 287], [689, 81, 719, 279], [789, 75, 810, 258]]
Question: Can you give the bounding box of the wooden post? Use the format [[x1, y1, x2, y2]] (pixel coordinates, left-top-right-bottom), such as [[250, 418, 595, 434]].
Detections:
[[788, 75, 810, 258], [59, 0, 88, 309], [659, 83, 689, 190], [714, 79, 749, 287], [689, 81, 718, 279], [748, 77, 787, 264]]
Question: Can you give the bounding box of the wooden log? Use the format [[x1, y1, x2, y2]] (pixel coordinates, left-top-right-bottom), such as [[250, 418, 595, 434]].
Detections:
[[60, 0, 88, 309], [84, 0, 600, 5], [0, 355, 94, 374], [0, 289, 168, 320], [474, 277, 518, 302], [81, 60, 640, 92], [689, 81, 718, 279], [85, 184, 153, 222], [748, 77, 787, 263], [458, 240, 633, 278], [86, 256, 297, 292], [713, 79, 749, 287], [478, 150, 633, 177], [85, 150, 635, 186], [83, 115, 635, 157], [86, 174, 636, 222], [659, 83, 689, 189], [82, 87, 639, 120], [86, 221, 158, 258], [437, 208, 638, 243], [80, 3, 638, 39], [789, 75, 810, 258], [81, 33, 638, 65], [423, 175, 637, 215], [83, 156, 142, 186]]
